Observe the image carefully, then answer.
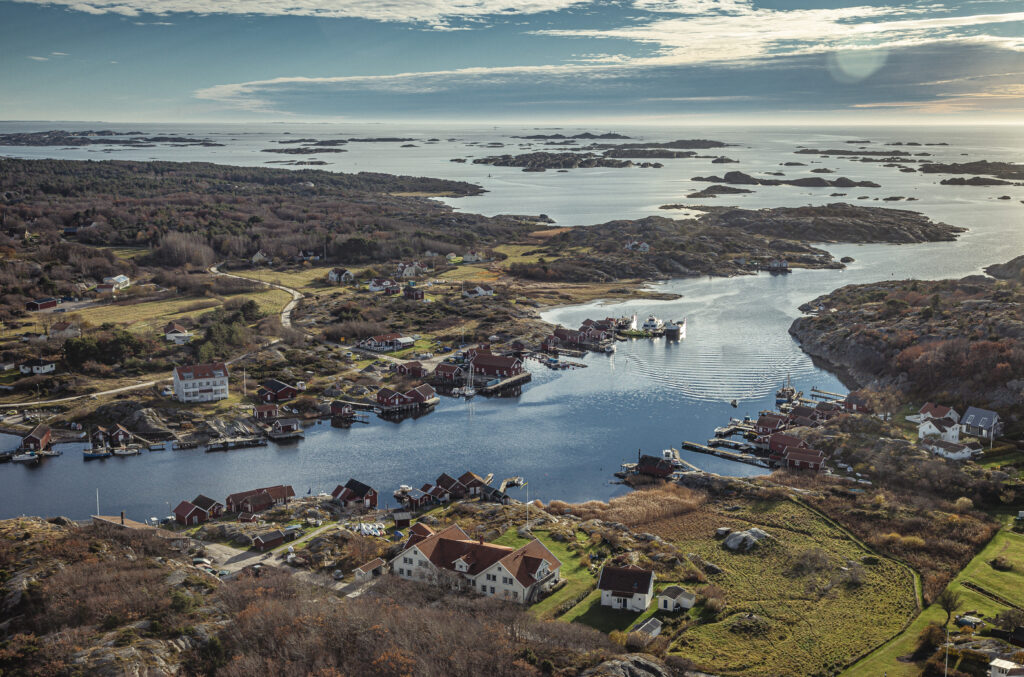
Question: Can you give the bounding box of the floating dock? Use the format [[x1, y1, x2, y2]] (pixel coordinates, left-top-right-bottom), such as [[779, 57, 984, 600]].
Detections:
[[206, 436, 268, 452], [681, 440, 769, 468]]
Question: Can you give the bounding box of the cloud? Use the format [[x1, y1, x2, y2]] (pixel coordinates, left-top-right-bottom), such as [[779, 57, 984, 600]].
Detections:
[[27, 55, 49, 60], [50, 51, 69, 55], [8, 0, 592, 24]]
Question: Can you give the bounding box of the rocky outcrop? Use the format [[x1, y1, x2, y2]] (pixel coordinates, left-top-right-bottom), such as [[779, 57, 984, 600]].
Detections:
[[921, 160, 1024, 182], [985, 255, 1024, 280], [684, 185, 754, 198], [472, 152, 661, 170], [939, 176, 1012, 186], [581, 654, 673, 677], [691, 170, 880, 189]]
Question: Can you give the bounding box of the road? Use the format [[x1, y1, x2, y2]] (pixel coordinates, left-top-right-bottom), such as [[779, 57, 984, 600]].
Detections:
[[209, 264, 303, 328]]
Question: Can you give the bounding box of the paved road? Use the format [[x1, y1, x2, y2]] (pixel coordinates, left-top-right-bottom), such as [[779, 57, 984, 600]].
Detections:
[[209, 264, 303, 328]]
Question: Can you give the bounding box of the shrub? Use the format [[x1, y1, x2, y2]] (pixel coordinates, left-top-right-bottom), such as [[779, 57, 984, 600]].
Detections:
[[991, 556, 1014, 572]]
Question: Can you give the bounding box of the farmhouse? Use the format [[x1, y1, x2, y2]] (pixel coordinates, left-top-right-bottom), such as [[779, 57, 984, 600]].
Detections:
[[389, 523, 561, 603], [328, 268, 354, 283], [658, 586, 696, 612], [598, 564, 654, 612], [173, 363, 229, 403], [258, 378, 298, 403], [331, 479, 378, 509], [21, 424, 51, 451]]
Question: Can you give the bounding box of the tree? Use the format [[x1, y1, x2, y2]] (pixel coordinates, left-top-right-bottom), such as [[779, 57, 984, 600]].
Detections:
[[994, 609, 1024, 631], [936, 588, 962, 628]]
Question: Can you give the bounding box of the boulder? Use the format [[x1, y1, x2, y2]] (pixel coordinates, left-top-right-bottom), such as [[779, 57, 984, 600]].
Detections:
[[581, 654, 672, 677], [724, 528, 770, 551]]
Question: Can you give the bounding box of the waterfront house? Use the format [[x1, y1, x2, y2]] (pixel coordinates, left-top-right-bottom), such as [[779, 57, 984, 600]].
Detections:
[[458, 471, 488, 496], [435, 473, 468, 499], [389, 523, 561, 603], [755, 414, 787, 442], [192, 494, 224, 518], [226, 485, 295, 513], [377, 387, 414, 408], [481, 485, 513, 505], [253, 530, 286, 552], [271, 418, 301, 436], [598, 564, 654, 612], [406, 384, 437, 404], [253, 403, 279, 421], [768, 433, 807, 456], [258, 378, 298, 403], [332, 479, 378, 509], [110, 423, 132, 447], [463, 284, 495, 298], [25, 297, 58, 311], [173, 500, 208, 526], [355, 557, 387, 582], [467, 350, 524, 378], [658, 586, 696, 612], [813, 401, 841, 420], [637, 454, 675, 478], [330, 401, 354, 417], [918, 417, 961, 443], [397, 361, 429, 378], [20, 358, 57, 375], [21, 424, 51, 451], [540, 335, 561, 352], [961, 407, 1003, 440], [781, 447, 825, 471], [433, 363, 464, 382], [328, 268, 354, 283], [91, 426, 110, 448], [173, 362, 229, 403]]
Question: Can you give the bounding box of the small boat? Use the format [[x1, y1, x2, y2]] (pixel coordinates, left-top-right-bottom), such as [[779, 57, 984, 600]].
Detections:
[[37, 448, 62, 457], [12, 451, 39, 463], [730, 399, 738, 408], [776, 376, 796, 404], [641, 315, 664, 332], [84, 449, 112, 460], [664, 321, 681, 340], [604, 344, 615, 353], [112, 447, 141, 456]]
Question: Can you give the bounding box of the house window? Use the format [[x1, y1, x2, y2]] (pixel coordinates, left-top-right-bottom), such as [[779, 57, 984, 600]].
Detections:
[[512, 591, 518, 600], [490, 586, 495, 594], [398, 568, 405, 576]]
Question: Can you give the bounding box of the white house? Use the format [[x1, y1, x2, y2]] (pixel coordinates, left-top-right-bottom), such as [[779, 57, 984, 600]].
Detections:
[[463, 284, 495, 298], [250, 250, 269, 265], [918, 417, 960, 443], [328, 268, 354, 284], [907, 402, 960, 424], [389, 523, 561, 604], [102, 274, 131, 290], [921, 438, 979, 461], [989, 658, 1024, 677], [164, 322, 194, 345], [598, 564, 654, 612], [625, 240, 650, 253], [19, 358, 56, 375], [173, 362, 229, 403], [961, 407, 1003, 441], [657, 585, 696, 612], [463, 250, 488, 263], [368, 278, 398, 292], [397, 262, 426, 278]]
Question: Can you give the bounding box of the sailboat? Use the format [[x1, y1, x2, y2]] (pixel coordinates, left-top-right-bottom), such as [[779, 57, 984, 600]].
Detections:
[[459, 355, 477, 398]]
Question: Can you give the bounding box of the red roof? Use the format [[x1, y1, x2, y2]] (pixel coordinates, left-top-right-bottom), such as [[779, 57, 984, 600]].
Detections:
[[173, 500, 200, 519], [175, 362, 228, 380], [919, 402, 953, 419], [405, 524, 560, 586], [783, 447, 825, 464], [469, 353, 521, 370], [435, 363, 462, 375]]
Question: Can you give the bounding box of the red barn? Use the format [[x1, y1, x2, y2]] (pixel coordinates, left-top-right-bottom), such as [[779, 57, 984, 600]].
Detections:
[[25, 298, 58, 311], [21, 424, 51, 451]]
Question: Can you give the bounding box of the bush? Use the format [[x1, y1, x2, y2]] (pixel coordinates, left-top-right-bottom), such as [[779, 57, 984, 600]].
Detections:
[[991, 556, 1014, 572]]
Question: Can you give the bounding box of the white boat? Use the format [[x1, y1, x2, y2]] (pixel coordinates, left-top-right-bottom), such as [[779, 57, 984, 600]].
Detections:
[[113, 447, 141, 456], [664, 321, 681, 340], [641, 315, 664, 332], [37, 448, 62, 457], [12, 452, 39, 463], [604, 344, 616, 353]]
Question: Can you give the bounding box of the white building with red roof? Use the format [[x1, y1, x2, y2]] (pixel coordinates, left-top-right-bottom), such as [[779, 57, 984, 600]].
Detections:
[[389, 523, 561, 604], [172, 362, 229, 403]]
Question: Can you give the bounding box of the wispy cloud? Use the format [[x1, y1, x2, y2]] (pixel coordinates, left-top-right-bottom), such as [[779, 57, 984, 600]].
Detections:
[[50, 51, 68, 55], [27, 55, 48, 60]]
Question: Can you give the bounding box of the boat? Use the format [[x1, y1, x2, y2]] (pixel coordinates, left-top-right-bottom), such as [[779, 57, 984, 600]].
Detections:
[[12, 451, 39, 463], [641, 315, 664, 332], [112, 447, 141, 456], [83, 449, 112, 460], [664, 320, 681, 340], [730, 399, 738, 408], [604, 344, 615, 353], [37, 448, 62, 457], [680, 317, 687, 339], [776, 376, 796, 404], [149, 442, 166, 451]]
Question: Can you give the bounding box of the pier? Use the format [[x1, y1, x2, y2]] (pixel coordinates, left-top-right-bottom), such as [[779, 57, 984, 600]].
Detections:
[[479, 372, 532, 393], [809, 387, 846, 402], [681, 440, 769, 468], [206, 436, 268, 452]]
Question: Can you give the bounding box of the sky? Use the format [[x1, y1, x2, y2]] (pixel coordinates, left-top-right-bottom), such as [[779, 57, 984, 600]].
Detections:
[[1, 0, 1023, 122]]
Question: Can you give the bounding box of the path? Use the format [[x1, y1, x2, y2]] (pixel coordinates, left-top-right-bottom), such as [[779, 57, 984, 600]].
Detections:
[[209, 264, 303, 328]]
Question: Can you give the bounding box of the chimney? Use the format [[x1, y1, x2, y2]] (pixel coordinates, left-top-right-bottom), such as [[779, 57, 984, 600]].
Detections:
[[120, 511, 125, 525]]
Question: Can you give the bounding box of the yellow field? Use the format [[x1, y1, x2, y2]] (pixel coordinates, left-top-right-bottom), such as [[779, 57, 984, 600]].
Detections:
[[435, 265, 500, 283], [38, 289, 292, 335]]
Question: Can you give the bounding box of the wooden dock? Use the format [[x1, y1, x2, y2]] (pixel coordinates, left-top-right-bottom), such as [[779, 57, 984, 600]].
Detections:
[[681, 440, 769, 468], [206, 436, 268, 452], [479, 372, 532, 393]]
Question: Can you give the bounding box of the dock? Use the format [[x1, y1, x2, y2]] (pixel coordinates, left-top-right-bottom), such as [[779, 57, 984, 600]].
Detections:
[[681, 440, 769, 468], [809, 387, 846, 402], [206, 436, 268, 452], [707, 438, 755, 452], [479, 372, 532, 393]]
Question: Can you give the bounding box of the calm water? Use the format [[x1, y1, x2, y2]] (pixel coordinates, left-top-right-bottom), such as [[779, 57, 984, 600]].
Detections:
[[0, 123, 1022, 520]]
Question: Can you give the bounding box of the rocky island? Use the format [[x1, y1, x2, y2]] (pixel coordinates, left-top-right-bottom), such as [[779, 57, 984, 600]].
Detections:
[[921, 160, 1024, 183], [691, 170, 881, 189]]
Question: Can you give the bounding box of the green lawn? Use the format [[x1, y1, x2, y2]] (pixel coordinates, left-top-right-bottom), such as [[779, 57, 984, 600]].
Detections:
[[844, 528, 1024, 676], [492, 528, 600, 619]]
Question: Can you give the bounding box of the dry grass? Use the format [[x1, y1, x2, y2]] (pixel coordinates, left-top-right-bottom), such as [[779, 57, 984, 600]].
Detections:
[[528, 227, 572, 239], [544, 485, 706, 526]]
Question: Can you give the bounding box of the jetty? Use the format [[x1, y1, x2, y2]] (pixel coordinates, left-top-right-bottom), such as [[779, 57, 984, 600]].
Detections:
[[479, 372, 532, 393], [809, 387, 846, 402], [206, 436, 267, 452], [681, 440, 769, 468]]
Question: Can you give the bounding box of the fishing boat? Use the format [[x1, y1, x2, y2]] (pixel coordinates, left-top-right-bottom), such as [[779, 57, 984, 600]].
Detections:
[[37, 448, 62, 457], [664, 320, 681, 340], [12, 451, 39, 463], [112, 447, 141, 456], [776, 376, 796, 404], [641, 315, 664, 333], [83, 449, 112, 460]]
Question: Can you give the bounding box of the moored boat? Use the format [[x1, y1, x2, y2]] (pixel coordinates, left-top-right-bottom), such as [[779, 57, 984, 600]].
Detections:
[[641, 315, 664, 333], [664, 320, 681, 340], [37, 448, 62, 457], [112, 447, 141, 456], [12, 451, 39, 463], [83, 449, 112, 460]]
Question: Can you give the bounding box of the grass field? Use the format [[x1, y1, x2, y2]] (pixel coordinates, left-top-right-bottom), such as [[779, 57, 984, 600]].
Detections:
[[642, 498, 918, 677], [436, 266, 500, 283], [100, 246, 150, 260], [232, 266, 340, 292], [492, 528, 599, 619], [845, 527, 1024, 676], [54, 289, 292, 334]]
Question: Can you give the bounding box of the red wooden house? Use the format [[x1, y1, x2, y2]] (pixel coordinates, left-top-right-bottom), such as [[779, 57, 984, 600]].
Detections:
[[782, 447, 825, 471], [435, 472, 467, 499], [637, 454, 674, 478], [433, 363, 464, 381], [254, 403, 279, 421], [173, 500, 208, 526], [331, 479, 378, 509], [467, 350, 524, 378], [21, 424, 51, 451], [226, 485, 295, 513], [192, 494, 224, 518], [377, 387, 414, 407], [258, 378, 298, 403], [110, 424, 132, 447], [458, 471, 488, 496], [755, 414, 787, 443], [253, 530, 286, 551], [403, 285, 424, 300], [397, 361, 429, 378], [330, 401, 354, 417], [406, 384, 436, 403]]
